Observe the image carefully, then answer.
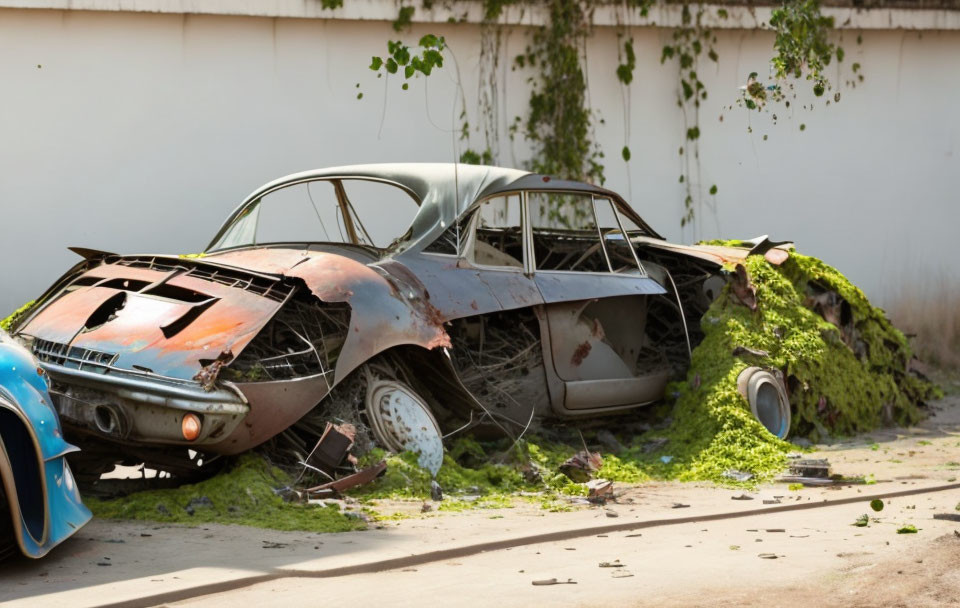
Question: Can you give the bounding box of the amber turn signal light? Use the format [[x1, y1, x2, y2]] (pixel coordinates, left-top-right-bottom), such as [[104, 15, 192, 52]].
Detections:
[[181, 413, 202, 441]]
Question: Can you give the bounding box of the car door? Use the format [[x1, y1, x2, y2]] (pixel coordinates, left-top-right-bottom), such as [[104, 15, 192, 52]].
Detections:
[[525, 191, 671, 414]]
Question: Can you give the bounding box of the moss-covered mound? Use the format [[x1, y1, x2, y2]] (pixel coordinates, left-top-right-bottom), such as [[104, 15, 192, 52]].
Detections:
[[88, 454, 365, 532], [626, 250, 937, 483]]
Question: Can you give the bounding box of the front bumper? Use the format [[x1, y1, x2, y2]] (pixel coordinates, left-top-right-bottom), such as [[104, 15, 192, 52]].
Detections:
[[42, 363, 249, 449]]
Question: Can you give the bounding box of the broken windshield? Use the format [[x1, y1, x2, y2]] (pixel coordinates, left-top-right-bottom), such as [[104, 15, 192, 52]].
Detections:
[[208, 179, 420, 252]]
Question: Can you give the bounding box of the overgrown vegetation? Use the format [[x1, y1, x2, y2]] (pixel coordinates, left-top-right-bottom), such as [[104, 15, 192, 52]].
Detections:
[[0, 300, 34, 332], [86, 248, 938, 529], [88, 454, 365, 533], [357, 0, 856, 232]]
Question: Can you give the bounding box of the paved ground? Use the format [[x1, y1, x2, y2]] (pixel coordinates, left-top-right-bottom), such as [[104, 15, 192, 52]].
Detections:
[[2, 395, 959, 608]]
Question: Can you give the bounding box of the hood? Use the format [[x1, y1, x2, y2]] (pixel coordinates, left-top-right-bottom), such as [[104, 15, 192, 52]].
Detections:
[[17, 255, 291, 381]]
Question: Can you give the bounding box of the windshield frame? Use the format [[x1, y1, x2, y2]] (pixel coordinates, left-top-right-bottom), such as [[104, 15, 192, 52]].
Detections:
[[205, 176, 423, 254]]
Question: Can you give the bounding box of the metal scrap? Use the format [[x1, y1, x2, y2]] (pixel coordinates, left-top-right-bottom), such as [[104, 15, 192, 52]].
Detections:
[[303, 460, 387, 497], [559, 450, 603, 483], [730, 264, 758, 311], [305, 422, 356, 475]]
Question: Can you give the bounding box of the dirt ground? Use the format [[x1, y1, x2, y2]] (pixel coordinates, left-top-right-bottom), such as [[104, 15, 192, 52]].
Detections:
[[2, 393, 960, 608]]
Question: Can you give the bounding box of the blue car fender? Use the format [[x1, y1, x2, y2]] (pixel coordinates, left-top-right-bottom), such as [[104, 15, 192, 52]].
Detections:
[[0, 331, 91, 559]]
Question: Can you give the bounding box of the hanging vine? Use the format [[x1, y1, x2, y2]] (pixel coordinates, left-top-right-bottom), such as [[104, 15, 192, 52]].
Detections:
[[354, 0, 861, 229]]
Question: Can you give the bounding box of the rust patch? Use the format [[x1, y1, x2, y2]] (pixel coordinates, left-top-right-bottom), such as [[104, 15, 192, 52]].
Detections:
[[193, 349, 233, 391], [571, 341, 592, 366], [730, 264, 758, 311]]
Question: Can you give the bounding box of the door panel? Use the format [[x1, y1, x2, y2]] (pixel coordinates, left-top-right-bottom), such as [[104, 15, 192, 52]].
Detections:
[[542, 295, 668, 412]]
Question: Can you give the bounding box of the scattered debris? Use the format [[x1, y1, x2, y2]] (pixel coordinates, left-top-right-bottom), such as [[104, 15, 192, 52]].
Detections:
[[731, 493, 754, 501], [532, 578, 577, 586], [586, 479, 614, 503], [853, 514, 870, 527], [723, 470, 754, 483], [560, 451, 603, 483], [897, 524, 918, 534], [611, 570, 634, 578], [306, 423, 357, 475], [790, 459, 831, 478], [599, 560, 625, 568], [262, 541, 288, 549], [303, 461, 388, 498], [671, 503, 690, 509], [730, 264, 758, 311], [758, 553, 779, 559]]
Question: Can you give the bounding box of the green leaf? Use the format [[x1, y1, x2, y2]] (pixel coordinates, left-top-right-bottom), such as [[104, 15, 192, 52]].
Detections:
[[897, 524, 918, 534], [709, 185, 717, 195], [356, 92, 363, 100], [385, 58, 398, 74], [402, 83, 409, 90], [404, 65, 415, 79], [621, 146, 631, 162], [369, 56, 383, 71]]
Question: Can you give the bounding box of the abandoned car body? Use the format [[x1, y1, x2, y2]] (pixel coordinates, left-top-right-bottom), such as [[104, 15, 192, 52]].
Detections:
[[0, 330, 91, 559], [7, 164, 789, 475]]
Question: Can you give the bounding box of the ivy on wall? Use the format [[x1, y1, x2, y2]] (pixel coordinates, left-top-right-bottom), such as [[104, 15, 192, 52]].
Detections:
[[356, 0, 858, 230]]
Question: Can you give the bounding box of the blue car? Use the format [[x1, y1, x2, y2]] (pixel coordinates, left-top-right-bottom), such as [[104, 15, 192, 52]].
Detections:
[[0, 329, 90, 559]]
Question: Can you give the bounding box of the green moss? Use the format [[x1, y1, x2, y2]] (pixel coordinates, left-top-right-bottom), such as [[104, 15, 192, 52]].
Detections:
[[1, 300, 35, 332], [603, 249, 936, 485], [88, 454, 365, 533]]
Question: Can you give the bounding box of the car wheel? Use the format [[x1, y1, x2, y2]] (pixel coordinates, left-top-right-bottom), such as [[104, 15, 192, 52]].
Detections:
[[737, 367, 791, 439], [363, 377, 444, 476]]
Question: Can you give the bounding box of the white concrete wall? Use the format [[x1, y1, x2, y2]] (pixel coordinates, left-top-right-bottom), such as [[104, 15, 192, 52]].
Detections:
[[0, 6, 957, 316]]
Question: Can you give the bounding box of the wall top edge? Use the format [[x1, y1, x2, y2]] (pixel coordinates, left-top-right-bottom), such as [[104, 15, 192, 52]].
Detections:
[[3, 0, 960, 30]]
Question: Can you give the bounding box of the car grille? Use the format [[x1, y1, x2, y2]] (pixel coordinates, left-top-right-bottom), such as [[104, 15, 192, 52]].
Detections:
[[33, 339, 118, 374]]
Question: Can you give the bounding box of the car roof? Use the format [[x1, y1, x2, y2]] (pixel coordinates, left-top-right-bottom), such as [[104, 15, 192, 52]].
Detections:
[[206, 163, 662, 252]]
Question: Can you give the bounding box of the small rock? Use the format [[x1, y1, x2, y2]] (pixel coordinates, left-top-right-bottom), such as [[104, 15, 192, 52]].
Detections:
[[672, 503, 690, 509], [605, 509, 619, 518]]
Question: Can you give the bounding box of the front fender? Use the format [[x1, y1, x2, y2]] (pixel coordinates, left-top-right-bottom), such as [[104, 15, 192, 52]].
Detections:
[[0, 332, 91, 559]]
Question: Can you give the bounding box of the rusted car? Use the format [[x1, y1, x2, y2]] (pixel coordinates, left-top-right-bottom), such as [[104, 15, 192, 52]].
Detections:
[[7, 164, 790, 476], [1, 330, 91, 559]]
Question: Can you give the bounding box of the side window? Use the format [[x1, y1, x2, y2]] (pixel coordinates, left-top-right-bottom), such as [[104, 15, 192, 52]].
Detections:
[[528, 192, 610, 273], [593, 198, 641, 273], [470, 195, 524, 268]]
